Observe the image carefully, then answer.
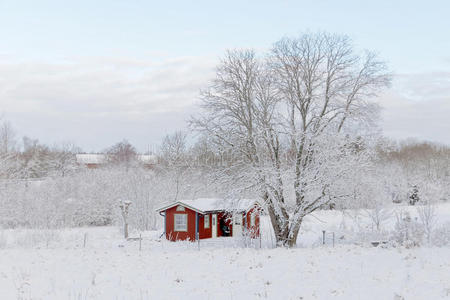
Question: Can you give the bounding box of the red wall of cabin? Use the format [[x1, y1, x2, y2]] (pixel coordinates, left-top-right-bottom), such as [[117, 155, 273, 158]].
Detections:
[[198, 213, 212, 239], [164, 204, 261, 241], [165, 205, 197, 241]]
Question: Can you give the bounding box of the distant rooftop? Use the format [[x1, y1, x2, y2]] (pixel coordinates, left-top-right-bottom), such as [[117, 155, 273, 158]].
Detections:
[[137, 154, 157, 164], [76, 153, 157, 165], [76, 154, 106, 164]]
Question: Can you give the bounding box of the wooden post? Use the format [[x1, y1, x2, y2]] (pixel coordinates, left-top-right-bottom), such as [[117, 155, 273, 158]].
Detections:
[[195, 212, 199, 241], [322, 230, 326, 245], [139, 233, 142, 251], [119, 201, 132, 239], [163, 212, 166, 239], [83, 232, 87, 248], [124, 224, 128, 239], [332, 232, 335, 247]]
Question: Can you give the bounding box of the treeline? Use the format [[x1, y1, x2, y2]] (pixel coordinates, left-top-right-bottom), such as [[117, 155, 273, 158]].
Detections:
[[376, 139, 450, 204], [0, 118, 449, 231], [0, 120, 233, 230]]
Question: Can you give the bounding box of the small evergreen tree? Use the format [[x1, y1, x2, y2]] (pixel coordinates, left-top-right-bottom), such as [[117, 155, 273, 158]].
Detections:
[[408, 185, 419, 205]]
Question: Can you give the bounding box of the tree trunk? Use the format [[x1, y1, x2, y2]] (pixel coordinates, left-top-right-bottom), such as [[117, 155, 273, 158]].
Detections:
[[265, 192, 296, 247], [287, 218, 302, 247], [267, 203, 303, 248], [124, 222, 129, 239], [267, 206, 303, 247]]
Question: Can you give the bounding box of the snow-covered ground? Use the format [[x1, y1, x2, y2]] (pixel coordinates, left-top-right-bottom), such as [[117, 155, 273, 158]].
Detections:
[[1, 204, 450, 299], [294, 202, 450, 247]]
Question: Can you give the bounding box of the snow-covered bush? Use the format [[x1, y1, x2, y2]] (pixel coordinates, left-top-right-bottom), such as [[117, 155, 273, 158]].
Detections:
[[391, 211, 424, 247], [417, 202, 438, 244], [0, 155, 222, 232]]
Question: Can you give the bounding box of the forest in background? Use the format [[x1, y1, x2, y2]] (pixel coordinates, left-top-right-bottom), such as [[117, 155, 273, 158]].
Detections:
[[0, 118, 449, 232]]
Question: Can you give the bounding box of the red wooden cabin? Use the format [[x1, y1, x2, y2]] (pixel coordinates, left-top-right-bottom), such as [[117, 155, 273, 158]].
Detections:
[[156, 198, 261, 241]]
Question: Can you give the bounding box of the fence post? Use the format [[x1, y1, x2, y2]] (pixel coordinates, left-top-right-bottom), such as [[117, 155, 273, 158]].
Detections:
[[322, 230, 326, 245], [83, 232, 87, 248], [332, 232, 335, 247], [139, 233, 142, 251]]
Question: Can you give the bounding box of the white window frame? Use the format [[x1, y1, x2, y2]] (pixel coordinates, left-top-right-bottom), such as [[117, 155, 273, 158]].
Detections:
[[176, 205, 185, 212], [204, 215, 210, 228], [174, 214, 187, 232]]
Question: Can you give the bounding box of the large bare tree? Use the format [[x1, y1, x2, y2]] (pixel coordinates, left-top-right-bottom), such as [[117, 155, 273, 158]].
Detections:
[[106, 140, 138, 170], [192, 32, 391, 247]]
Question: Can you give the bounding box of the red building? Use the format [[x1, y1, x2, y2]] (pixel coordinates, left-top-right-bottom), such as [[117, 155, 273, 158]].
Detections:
[[75, 154, 157, 169], [156, 198, 261, 241]]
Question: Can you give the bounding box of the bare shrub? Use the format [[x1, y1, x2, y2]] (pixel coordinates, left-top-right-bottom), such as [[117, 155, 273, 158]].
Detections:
[[416, 202, 437, 244], [391, 211, 424, 247], [365, 203, 392, 231]]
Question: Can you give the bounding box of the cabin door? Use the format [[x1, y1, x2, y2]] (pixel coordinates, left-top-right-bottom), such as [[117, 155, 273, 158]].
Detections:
[[233, 213, 243, 237], [212, 214, 218, 238]]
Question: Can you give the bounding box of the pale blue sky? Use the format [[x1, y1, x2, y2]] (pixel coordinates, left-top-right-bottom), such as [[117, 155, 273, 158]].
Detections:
[[1, 0, 449, 151]]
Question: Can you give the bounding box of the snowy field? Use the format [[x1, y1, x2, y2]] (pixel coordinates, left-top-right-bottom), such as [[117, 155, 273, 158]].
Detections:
[[1, 204, 450, 300]]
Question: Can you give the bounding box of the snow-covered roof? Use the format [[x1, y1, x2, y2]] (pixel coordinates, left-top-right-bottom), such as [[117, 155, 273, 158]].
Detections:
[[156, 198, 259, 214], [76, 154, 157, 165], [137, 154, 157, 164], [76, 154, 106, 164]]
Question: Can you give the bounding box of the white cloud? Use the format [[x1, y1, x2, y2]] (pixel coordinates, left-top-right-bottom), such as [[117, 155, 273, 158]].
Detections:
[[0, 55, 217, 151], [377, 72, 450, 145], [1, 57, 449, 151]]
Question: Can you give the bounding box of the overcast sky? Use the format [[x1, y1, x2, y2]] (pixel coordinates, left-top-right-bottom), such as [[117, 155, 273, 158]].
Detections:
[[1, 0, 449, 152]]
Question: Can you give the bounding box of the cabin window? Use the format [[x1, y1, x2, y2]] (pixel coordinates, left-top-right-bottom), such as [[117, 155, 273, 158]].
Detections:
[[204, 215, 210, 228], [174, 214, 187, 231], [176, 205, 185, 212], [250, 212, 255, 227]]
